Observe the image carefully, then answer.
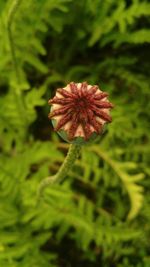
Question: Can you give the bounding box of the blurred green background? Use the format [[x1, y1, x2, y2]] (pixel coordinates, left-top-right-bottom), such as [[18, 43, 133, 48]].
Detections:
[[0, 0, 150, 266]]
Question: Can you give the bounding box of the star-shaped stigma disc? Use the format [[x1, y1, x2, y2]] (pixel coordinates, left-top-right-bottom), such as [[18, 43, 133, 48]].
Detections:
[[48, 82, 114, 142]]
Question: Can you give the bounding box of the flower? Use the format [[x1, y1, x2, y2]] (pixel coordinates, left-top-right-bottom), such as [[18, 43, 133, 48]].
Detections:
[[48, 82, 114, 143]]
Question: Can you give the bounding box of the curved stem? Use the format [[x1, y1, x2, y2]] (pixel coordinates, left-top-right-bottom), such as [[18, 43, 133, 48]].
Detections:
[[7, 0, 28, 132], [38, 144, 81, 198], [7, 0, 23, 85]]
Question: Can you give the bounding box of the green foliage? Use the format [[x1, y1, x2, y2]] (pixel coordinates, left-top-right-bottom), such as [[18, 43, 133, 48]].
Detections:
[[0, 0, 150, 266]]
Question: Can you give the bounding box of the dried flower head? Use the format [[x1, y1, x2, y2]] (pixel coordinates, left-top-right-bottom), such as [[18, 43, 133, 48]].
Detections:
[[48, 82, 114, 143]]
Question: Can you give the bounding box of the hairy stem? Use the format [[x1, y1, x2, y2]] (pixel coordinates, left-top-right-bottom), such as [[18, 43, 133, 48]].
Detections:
[[38, 144, 81, 198]]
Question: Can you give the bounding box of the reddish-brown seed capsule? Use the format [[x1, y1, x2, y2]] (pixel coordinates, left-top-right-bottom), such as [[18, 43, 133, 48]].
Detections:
[[48, 82, 114, 143]]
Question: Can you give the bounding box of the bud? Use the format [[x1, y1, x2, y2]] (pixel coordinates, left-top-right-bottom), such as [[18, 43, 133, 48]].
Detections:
[[48, 82, 114, 144]]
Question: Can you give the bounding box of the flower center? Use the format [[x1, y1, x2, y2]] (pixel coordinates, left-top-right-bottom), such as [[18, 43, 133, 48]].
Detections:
[[77, 97, 88, 110]]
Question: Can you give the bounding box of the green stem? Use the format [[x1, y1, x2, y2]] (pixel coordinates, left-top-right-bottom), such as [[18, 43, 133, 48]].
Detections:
[[7, 0, 28, 132], [7, 0, 23, 85], [38, 144, 81, 198]]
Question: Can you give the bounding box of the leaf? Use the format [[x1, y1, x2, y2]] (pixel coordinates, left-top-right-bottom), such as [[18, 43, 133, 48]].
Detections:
[[91, 146, 145, 220]]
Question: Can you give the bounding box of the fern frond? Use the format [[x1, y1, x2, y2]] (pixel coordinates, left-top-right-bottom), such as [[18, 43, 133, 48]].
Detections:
[[91, 146, 145, 220], [88, 0, 150, 46]]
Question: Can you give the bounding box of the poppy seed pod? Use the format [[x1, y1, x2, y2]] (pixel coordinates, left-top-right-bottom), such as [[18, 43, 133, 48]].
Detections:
[[48, 82, 114, 144]]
